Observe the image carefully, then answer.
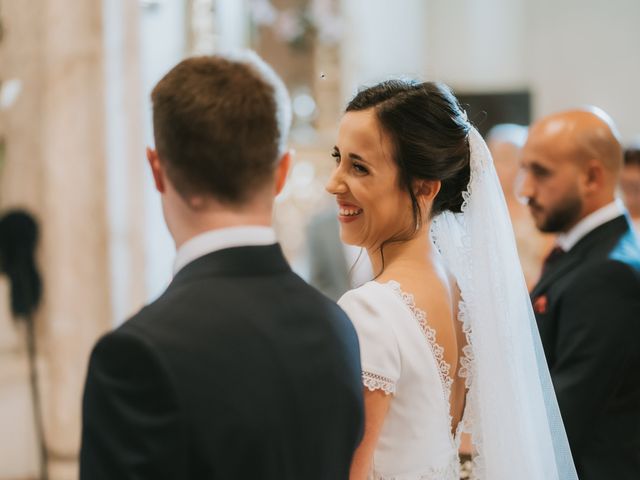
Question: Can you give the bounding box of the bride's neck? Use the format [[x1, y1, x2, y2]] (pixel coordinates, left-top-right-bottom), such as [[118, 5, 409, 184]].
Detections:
[[367, 223, 434, 278]]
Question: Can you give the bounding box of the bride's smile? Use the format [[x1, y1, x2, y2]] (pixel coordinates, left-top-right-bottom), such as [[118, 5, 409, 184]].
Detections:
[[326, 109, 414, 251]]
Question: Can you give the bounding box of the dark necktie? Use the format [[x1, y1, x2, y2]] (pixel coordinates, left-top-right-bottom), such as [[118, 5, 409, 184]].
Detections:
[[541, 246, 565, 275]]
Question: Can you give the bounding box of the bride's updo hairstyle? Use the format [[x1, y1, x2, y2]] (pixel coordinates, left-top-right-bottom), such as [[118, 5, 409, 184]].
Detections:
[[346, 80, 471, 229]]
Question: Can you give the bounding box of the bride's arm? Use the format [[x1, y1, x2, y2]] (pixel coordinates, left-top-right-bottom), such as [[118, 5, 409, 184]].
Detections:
[[350, 389, 391, 480], [338, 285, 400, 479]]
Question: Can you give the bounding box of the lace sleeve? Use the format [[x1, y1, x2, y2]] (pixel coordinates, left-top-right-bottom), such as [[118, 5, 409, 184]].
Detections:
[[338, 284, 401, 395], [362, 371, 396, 395]]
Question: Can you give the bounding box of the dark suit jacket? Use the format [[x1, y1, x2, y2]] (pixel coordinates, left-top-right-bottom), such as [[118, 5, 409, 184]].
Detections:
[[531, 215, 640, 480], [80, 244, 364, 480]]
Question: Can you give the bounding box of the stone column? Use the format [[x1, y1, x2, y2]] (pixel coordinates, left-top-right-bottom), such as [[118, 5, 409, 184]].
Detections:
[[0, 0, 116, 478], [312, 0, 342, 136], [104, 0, 146, 324], [41, 2, 112, 477], [0, 3, 45, 478]]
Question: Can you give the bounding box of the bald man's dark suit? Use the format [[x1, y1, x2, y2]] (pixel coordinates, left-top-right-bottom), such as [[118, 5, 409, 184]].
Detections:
[[531, 215, 640, 479]]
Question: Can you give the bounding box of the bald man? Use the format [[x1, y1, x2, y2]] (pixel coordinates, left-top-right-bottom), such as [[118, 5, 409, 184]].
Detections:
[[522, 108, 640, 479], [487, 124, 554, 288]]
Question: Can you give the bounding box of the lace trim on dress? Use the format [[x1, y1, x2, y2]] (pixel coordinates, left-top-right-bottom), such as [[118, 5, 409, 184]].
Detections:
[[455, 299, 484, 478], [385, 280, 472, 469], [370, 281, 467, 480], [369, 452, 460, 480], [363, 371, 396, 395], [386, 280, 454, 404]]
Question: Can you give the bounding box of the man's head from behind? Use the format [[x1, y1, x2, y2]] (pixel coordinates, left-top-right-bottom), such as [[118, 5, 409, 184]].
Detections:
[[147, 52, 292, 242], [520, 107, 623, 233]]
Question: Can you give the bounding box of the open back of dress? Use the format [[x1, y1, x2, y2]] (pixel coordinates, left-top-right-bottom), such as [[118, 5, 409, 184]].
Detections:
[[339, 280, 470, 480]]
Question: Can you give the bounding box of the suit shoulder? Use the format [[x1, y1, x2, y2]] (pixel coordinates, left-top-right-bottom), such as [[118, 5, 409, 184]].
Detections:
[[88, 325, 167, 384], [581, 256, 638, 279], [286, 272, 342, 305], [296, 275, 356, 322], [115, 284, 190, 334], [113, 303, 158, 338], [566, 256, 640, 296], [286, 274, 360, 336]]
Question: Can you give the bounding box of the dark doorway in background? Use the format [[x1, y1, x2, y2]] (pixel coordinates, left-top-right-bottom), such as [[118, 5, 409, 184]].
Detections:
[[456, 91, 531, 136]]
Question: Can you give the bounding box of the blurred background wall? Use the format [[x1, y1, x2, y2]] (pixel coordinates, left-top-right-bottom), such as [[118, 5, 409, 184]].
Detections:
[[0, 0, 638, 478]]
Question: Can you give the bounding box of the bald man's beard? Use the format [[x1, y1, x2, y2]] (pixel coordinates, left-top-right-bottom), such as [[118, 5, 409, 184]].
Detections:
[[531, 193, 583, 233]]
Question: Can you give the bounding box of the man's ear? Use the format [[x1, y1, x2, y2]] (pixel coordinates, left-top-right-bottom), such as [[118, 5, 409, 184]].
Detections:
[[584, 159, 606, 194], [146, 147, 166, 194], [275, 150, 292, 196]]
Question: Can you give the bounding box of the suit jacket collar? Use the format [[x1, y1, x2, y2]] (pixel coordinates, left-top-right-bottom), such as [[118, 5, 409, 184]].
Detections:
[[531, 215, 629, 297], [556, 199, 625, 251], [170, 244, 291, 288], [173, 226, 277, 275]]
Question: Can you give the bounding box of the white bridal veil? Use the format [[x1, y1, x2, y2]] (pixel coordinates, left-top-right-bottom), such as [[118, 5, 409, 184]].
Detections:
[[430, 128, 578, 479]]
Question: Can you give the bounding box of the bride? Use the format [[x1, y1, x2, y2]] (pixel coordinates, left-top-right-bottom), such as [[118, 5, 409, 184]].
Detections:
[[326, 80, 577, 480]]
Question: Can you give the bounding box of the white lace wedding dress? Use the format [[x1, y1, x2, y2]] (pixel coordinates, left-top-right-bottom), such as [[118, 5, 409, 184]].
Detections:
[[336, 128, 578, 480], [339, 280, 467, 480]]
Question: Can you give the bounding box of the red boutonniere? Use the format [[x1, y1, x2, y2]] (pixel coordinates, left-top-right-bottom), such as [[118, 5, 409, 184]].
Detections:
[[533, 295, 548, 314]]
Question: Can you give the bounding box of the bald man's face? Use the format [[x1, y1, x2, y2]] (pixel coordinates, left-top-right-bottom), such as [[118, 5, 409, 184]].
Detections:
[[520, 122, 585, 233]]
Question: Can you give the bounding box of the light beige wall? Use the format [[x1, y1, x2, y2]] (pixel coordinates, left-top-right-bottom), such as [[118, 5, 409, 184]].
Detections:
[[425, 0, 528, 91], [528, 0, 640, 140], [339, 0, 640, 139]]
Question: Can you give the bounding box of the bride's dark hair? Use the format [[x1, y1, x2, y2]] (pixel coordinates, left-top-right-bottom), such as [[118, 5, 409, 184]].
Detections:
[[347, 80, 471, 225]]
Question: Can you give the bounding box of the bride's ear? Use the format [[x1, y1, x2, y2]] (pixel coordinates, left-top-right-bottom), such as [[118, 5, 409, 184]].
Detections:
[[414, 179, 441, 203]]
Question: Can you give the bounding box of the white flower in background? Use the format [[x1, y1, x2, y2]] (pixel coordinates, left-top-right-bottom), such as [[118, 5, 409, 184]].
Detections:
[[274, 9, 305, 43], [0, 79, 22, 111], [249, 0, 343, 46], [249, 0, 278, 26], [310, 0, 343, 45]]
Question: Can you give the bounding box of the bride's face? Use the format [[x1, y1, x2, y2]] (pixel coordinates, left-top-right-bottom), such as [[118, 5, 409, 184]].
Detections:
[[325, 109, 414, 249]]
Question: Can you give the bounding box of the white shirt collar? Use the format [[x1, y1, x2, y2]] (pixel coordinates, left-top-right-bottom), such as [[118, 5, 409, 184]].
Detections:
[[557, 199, 625, 252], [173, 226, 277, 275]]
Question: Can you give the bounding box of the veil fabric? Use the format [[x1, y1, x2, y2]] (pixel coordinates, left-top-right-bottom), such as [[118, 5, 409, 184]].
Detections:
[[431, 128, 578, 479]]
